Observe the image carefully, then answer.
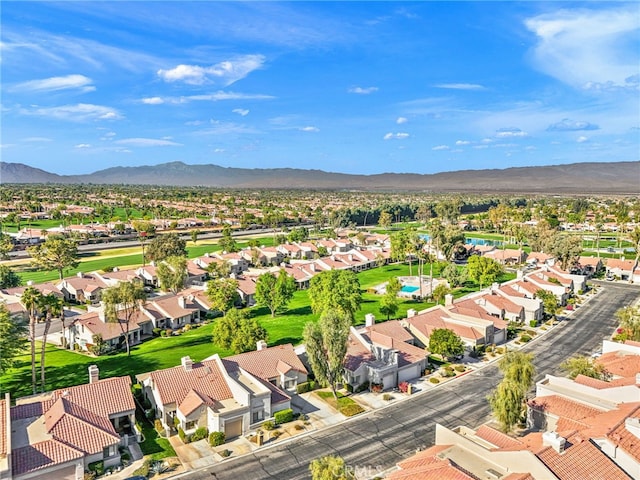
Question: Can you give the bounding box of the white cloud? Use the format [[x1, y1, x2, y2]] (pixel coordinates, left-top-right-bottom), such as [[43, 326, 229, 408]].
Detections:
[[157, 54, 265, 86], [24, 103, 122, 122], [12, 74, 95, 93], [142, 97, 164, 105], [213, 148, 225, 153], [432, 145, 449, 151], [299, 126, 319, 132], [75, 143, 91, 148], [525, 7, 640, 90], [114, 138, 182, 147], [576, 135, 589, 143], [495, 127, 528, 138], [455, 140, 471, 145], [383, 132, 409, 140], [433, 83, 485, 90], [396, 117, 408, 124], [546, 118, 600, 131], [348, 86, 378, 94], [232, 108, 249, 116]]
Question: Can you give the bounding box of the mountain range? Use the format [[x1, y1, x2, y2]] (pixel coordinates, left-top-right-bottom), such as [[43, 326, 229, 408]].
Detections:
[[1, 161, 638, 193]]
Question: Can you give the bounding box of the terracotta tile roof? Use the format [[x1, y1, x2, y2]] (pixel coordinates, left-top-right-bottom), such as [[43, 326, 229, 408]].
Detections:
[[0, 399, 5, 457], [73, 309, 150, 341], [606, 258, 635, 271], [44, 397, 119, 455], [50, 376, 135, 417], [528, 395, 606, 424], [388, 446, 477, 480], [1, 281, 64, 298], [481, 294, 524, 315], [527, 252, 553, 263], [365, 331, 427, 367], [224, 344, 307, 381], [235, 275, 257, 295], [12, 440, 83, 476], [513, 280, 539, 296], [578, 257, 601, 267], [606, 408, 640, 463], [149, 359, 233, 407], [344, 332, 374, 371], [474, 424, 523, 449], [407, 308, 485, 343], [177, 389, 210, 417], [536, 433, 630, 480], [98, 268, 141, 283], [625, 340, 640, 347], [503, 474, 534, 480], [597, 351, 640, 377], [573, 374, 637, 389], [498, 285, 527, 299], [148, 294, 198, 319], [365, 320, 414, 343]]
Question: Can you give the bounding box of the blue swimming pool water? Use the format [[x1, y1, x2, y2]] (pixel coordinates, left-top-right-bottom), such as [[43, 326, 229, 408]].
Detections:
[[401, 285, 419, 293]]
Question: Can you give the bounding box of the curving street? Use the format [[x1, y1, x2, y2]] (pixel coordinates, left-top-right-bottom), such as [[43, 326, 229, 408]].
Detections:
[[173, 282, 640, 480]]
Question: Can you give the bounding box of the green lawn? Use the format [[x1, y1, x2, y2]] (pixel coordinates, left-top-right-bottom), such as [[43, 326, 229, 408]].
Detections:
[[136, 410, 177, 460]]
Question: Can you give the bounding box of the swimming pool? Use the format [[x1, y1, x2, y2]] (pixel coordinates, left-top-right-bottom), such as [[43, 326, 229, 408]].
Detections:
[[400, 285, 419, 293]]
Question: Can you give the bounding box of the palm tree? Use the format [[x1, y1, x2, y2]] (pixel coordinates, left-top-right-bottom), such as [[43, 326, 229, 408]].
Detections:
[[102, 281, 147, 356], [38, 294, 63, 391], [21, 287, 42, 395]]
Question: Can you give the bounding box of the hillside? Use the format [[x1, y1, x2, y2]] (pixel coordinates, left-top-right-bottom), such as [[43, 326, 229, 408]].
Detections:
[[1, 160, 638, 193]]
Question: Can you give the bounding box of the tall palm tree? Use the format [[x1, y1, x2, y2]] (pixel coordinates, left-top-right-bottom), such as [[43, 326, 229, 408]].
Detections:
[[21, 287, 42, 395], [38, 294, 63, 392]]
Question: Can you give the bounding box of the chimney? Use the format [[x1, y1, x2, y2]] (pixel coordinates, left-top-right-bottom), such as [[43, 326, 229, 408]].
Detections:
[[542, 431, 566, 453], [150, 261, 155, 267], [365, 313, 375, 327], [230, 272, 237, 279], [181, 356, 193, 371], [178, 296, 186, 308], [407, 309, 417, 318], [113, 267, 119, 272], [625, 417, 640, 440], [77, 272, 83, 278], [517, 270, 524, 279], [256, 340, 268, 351], [88, 364, 99, 384], [491, 282, 499, 292], [310, 263, 316, 272], [97, 309, 106, 322], [445, 294, 454, 306], [27, 280, 34, 286]]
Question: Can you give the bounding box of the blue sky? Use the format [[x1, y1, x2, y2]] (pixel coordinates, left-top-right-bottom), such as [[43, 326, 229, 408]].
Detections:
[[1, 1, 638, 175]]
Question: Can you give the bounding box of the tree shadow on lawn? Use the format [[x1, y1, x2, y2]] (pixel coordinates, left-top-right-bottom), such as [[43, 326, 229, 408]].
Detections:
[[270, 336, 302, 347], [283, 305, 313, 316]]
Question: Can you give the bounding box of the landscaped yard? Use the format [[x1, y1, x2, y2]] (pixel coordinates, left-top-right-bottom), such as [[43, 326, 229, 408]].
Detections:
[[315, 390, 365, 416], [136, 410, 177, 460]]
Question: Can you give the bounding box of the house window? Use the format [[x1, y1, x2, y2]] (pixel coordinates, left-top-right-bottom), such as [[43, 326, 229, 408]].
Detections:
[[352, 375, 360, 385], [185, 420, 197, 431], [285, 379, 296, 389], [103, 444, 117, 458], [253, 410, 264, 423]]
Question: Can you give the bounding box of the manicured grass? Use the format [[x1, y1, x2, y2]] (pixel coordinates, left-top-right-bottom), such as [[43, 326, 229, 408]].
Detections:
[[136, 411, 177, 460], [0, 322, 233, 398], [316, 390, 365, 416]]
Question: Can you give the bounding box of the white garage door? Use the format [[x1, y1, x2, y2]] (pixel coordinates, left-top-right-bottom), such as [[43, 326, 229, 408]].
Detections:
[[224, 418, 243, 439], [381, 374, 395, 389], [398, 364, 420, 383]]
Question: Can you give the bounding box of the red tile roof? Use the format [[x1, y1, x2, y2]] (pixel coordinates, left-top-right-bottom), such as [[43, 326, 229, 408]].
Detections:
[[528, 395, 606, 425], [474, 424, 523, 449], [344, 332, 374, 371], [224, 344, 307, 381], [149, 358, 233, 407], [607, 409, 640, 463], [50, 376, 135, 418], [388, 445, 477, 480], [12, 440, 83, 476], [597, 351, 640, 377]]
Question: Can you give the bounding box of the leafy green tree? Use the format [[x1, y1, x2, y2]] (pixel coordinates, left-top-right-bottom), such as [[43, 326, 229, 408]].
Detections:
[[0, 265, 22, 289], [550, 234, 582, 271], [308, 270, 362, 322], [378, 210, 392, 229], [21, 286, 42, 394], [561, 355, 610, 381], [534, 289, 561, 319], [102, 280, 147, 356], [288, 226, 309, 243], [0, 233, 13, 259], [441, 262, 465, 288], [432, 283, 452, 305], [466, 255, 503, 290], [145, 233, 187, 263], [386, 277, 402, 296], [379, 293, 399, 320], [304, 311, 351, 401], [206, 278, 239, 315], [488, 379, 524, 432], [616, 305, 640, 341], [28, 236, 79, 280], [38, 293, 63, 391], [157, 256, 188, 293], [428, 328, 465, 361], [498, 351, 535, 394], [219, 224, 238, 253], [309, 455, 355, 480], [0, 303, 27, 375], [191, 229, 200, 245], [212, 308, 267, 354], [207, 260, 231, 279], [254, 270, 297, 317]]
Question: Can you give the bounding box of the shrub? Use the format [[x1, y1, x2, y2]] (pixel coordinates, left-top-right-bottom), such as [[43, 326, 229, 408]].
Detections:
[[526, 330, 536, 336], [131, 383, 142, 398], [294, 424, 305, 430], [178, 427, 190, 443], [529, 320, 537, 327], [183, 323, 192, 332], [297, 382, 311, 394], [370, 383, 383, 393], [430, 377, 440, 384], [495, 347, 504, 355], [382, 393, 393, 401], [152, 327, 162, 337], [485, 345, 493, 353], [274, 409, 294, 425], [87, 460, 104, 477], [454, 365, 465, 372], [262, 420, 275, 431], [160, 329, 167, 337], [145, 408, 155, 420], [165, 328, 173, 337], [84, 472, 96, 480], [191, 427, 208, 442], [150, 460, 170, 475], [219, 449, 232, 458], [340, 404, 365, 416], [271, 430, 283, 439], [154, 419, 164, 434], [209, 431, 225, 447], [519, 334, 532, 343]]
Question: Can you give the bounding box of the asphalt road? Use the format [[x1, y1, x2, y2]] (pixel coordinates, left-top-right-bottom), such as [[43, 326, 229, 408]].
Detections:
[[177, 282, 640, 480]]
